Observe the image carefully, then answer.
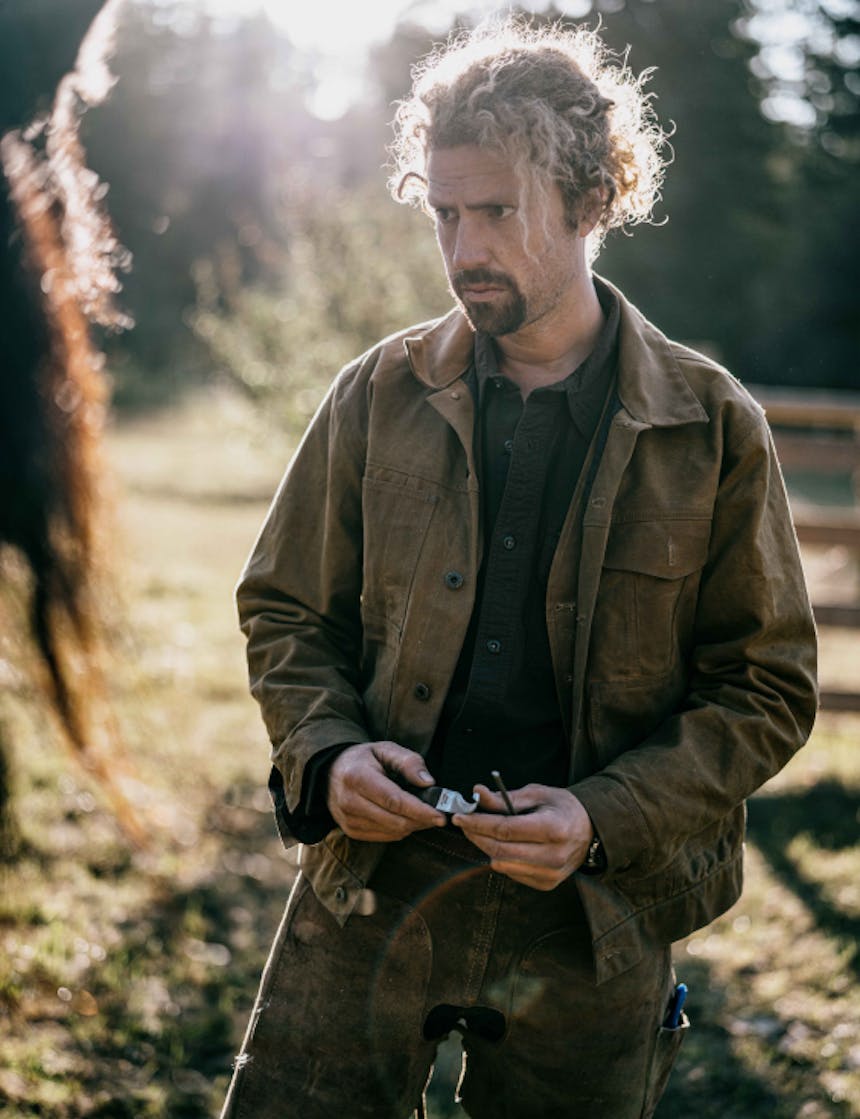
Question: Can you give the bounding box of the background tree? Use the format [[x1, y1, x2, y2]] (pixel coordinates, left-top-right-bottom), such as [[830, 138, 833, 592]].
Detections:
[[15, 0, 849, 408], [79, 4, 311, 405], [739, 0, 860, 386]]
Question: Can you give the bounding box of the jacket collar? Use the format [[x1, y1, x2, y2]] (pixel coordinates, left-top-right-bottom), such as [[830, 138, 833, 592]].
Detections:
[[604, 276, 709, 428], [404, 308, 474, 391], [404, 274, 709, 429]]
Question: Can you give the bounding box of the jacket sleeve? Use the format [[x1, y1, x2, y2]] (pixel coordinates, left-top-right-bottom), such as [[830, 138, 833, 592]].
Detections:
[[572, 409, 818, 880], [236, 358, 372, 829]]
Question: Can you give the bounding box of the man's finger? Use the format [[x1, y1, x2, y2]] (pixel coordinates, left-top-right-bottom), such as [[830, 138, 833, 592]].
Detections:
[[364, 779, 445, 825], [371, 741, 435, 787], [332, 744, 442, 822], [460, 829, 557, 866], [354, 766, 444, 825], [340, 800, 418, 836], [473, 784, 508, 813], [334, 786, 444, 839], [489, 861, 560, 890], [454, 806, 552, 842]]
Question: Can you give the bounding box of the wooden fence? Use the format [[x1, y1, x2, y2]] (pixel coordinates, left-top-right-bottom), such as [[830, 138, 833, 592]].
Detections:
[[748, 385, 860, 711]]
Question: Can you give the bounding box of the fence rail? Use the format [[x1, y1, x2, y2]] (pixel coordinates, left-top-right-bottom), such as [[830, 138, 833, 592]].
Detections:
[[793, 509, 860, 550], [745, 386, 860, 712], [812, 603, 860, 628], [747, 384, 860, 430], [774, 432, 860, 474]]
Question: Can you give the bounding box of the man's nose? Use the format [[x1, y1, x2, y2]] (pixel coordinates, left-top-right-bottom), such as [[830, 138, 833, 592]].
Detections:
[[451, 219, 490, 272]]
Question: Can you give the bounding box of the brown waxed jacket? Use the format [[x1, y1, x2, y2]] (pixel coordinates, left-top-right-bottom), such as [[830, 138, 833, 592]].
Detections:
[[236, 277, 817, 984]]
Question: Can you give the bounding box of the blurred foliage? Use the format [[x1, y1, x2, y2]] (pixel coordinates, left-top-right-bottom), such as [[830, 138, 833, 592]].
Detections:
[[191, 179, 450, 437], [5, 0, 858, 406], [77, 2, 305, 406]]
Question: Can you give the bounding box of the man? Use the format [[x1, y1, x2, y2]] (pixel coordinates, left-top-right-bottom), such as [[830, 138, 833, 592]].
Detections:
[[222, 18, 817, 1119]]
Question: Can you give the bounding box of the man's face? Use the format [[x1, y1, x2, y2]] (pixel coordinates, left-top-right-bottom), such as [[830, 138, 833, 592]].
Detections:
[[426, 145, 586, 337]]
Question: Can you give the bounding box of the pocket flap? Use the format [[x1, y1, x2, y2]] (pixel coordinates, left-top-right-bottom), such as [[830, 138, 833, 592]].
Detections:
[[603, 519, 710, 579]]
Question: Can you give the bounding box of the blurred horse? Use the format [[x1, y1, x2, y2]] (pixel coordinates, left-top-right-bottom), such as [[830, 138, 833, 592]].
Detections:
[[0, 0, 142, 847]]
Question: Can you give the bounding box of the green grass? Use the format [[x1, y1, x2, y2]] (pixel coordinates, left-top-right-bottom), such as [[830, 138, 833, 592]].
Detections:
[[0, 390, 858, 1118]]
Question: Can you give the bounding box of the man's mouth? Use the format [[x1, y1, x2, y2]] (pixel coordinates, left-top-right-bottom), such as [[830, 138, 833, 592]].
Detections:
[[454, 272, 513, 300], [460, 284, 506, 299]]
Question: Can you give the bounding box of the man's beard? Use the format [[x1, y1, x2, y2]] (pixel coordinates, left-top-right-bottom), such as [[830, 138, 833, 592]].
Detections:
[[452, 269, 527, 336]]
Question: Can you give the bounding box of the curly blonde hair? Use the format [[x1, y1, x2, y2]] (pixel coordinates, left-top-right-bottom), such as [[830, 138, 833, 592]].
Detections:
[[389, 17, 668, 256]]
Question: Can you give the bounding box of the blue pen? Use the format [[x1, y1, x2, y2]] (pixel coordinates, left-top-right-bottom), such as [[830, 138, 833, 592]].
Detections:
[[665, 982, 687, 1029]]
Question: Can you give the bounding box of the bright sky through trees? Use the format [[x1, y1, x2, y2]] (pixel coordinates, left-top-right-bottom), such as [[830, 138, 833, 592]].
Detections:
[[141, 0, 847, 124], [172, 0, 575, 116]]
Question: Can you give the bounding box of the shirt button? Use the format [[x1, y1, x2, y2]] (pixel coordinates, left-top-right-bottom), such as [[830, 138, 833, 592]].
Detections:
[[413, 682, 431, 701], [493, 378, 503, 389], [503, 534, 516, 550], [486, 639, 502, 654], [444, 570, 464, 590], [504, 439, 514, 454], [334, 886, 347, 904]]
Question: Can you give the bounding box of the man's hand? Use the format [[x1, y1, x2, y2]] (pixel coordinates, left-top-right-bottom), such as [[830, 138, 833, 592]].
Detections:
[[327, 741, 446, 842], [453, 784, 595, 890]]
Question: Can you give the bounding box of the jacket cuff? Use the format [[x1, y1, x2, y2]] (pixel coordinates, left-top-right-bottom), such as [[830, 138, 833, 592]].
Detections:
[[269, 744, 353, 847], [571, 774, 654, 878], [275, 717, 370, 812]]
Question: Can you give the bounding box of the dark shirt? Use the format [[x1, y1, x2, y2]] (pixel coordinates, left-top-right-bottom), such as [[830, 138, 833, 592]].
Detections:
[[427, 282, 620, 795], [275, 280, 619, 842]]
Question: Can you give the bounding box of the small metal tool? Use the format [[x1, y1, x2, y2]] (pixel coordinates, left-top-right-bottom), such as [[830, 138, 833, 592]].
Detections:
[[386, 770, 479, 815], [490, 770, 516, 815], [430, 786, 481, 815]]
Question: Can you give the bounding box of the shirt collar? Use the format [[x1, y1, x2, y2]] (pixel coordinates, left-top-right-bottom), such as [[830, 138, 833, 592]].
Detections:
[[473, 278, 620, 436]]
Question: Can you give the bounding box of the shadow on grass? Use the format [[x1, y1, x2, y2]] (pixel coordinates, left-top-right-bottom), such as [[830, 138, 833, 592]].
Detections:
[[30, 779, 856, 1119], [49, 783, 296, 1119], [657, 956, 791, 1119], [747, 779, 860, 976]]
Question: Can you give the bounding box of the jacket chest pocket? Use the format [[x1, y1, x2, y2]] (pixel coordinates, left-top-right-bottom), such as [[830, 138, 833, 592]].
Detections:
[[361, 468, 440, 633], [589, 518, 710, 681]]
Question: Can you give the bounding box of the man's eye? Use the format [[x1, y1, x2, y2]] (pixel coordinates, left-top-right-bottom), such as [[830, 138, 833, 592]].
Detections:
[[487, 205, 515, 220], [434, 207, 456, 224]]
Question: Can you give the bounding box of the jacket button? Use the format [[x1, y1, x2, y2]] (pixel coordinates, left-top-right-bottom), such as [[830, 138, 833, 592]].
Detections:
[[486, 639, 502, 654], [504, 438, 514, 454], [414, 682, 431, 701], [444, 570, 464, 590], [503, 534, 516, 550], [334, 886, 347, 904]]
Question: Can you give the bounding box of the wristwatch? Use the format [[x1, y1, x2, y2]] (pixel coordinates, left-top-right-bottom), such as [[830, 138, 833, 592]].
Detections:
[[580, 832, 607, 875]]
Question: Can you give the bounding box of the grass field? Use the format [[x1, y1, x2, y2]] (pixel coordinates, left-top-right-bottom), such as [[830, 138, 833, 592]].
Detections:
[[0, 390, 858, 1118]]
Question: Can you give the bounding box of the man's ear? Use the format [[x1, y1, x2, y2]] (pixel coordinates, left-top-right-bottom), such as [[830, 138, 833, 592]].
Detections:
[[576, 187, 607, 238]]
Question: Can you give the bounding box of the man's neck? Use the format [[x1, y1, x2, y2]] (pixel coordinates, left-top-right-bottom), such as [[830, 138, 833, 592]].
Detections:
[[495, 277, 604, 399]]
